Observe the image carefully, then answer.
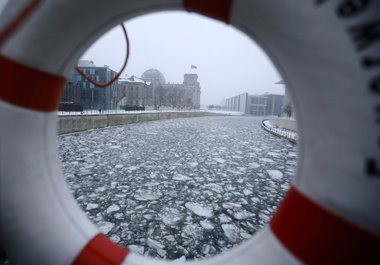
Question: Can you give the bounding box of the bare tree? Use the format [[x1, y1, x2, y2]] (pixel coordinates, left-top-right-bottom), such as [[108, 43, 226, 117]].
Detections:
[[283, 102, 292, 118]]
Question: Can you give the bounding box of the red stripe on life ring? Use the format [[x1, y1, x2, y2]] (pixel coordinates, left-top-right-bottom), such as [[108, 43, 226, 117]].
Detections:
[[183, 0, 234, 23], [0, 55, 65, 111], [72, 233, 129, 265], [270, 186, 380, 265]]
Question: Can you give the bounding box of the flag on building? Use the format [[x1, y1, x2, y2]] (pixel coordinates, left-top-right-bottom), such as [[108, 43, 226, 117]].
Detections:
[[191, 65, 197, 70]]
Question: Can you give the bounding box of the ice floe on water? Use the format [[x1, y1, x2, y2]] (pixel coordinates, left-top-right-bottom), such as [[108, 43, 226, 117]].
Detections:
[[233, 209, 255, 220], [267, 152, 281, 158], [128, 244, 145, 255], [97, 221, 115, 234], [183, 224, 203, 239], [159, 208, 184, 226], [200, 220, 215, 230], [106, 204, 120, 214], [86, 203, 98, 210], [259, 158, 274, 163], [134, 190, 162, 201], [218, 213, 232, 224], [58, 116, 297, 260], [243, 189, 252, 195], [147, 238, 165, 250], [114, 212, 124, 219], [222, 202, 242, 209], [248, 162, 260, 169], [266, 170, 283, 180], [110, 235, 121, 243], [222, 224, 241, 243], [173, 174, 192, 181], [185, 202, 213, 218], [128, 166, 139, 171], [213, 158, 226, 163], [203, 183, 224, 193], [188, 162, 198, 167]]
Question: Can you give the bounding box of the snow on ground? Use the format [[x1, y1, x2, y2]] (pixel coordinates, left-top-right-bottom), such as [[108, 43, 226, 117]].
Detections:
[[262, 119, 298, 142], [58, 109, 211, 116], [57, 116, 297, 260]]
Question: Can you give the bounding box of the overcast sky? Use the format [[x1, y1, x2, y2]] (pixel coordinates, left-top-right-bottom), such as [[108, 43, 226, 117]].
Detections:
[[81, 11, 284, 106]]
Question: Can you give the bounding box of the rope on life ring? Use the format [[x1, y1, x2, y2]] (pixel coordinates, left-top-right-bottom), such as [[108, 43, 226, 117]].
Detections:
[[74, 24, 130, 88], [0, 0, 379, 264]]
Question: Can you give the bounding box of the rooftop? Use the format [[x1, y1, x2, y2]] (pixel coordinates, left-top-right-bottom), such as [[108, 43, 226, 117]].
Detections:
[[78, 60, 96, 67]]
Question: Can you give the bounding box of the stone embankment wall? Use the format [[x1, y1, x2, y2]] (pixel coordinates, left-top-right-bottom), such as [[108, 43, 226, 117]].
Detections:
[[268, 118, 297, 132], [58, 112, 224, 135]]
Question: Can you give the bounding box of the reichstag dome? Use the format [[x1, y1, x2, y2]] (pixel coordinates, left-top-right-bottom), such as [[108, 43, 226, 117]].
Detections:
[[141, 69, 166, 85]]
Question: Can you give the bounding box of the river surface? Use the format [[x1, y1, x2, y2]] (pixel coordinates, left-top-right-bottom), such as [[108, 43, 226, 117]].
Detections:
[[57, 116, 297, 260]]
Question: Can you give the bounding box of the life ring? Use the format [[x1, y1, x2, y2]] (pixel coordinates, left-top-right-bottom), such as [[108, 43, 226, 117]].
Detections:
[[0, 0, 379, 264]]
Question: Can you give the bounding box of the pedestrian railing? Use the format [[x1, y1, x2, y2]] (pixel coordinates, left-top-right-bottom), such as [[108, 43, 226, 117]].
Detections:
[[261, 119, 298, 143]]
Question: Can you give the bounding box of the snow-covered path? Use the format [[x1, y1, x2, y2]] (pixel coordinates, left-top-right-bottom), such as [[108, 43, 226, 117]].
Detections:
[[57, 116, 297, 260]]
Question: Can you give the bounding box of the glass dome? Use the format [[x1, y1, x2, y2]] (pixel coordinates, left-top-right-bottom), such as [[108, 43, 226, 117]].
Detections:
[[141, 69, 166, 85]]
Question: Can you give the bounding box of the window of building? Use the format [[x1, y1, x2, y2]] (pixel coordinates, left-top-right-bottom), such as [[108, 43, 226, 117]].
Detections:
[[251, 97, 266, 105]]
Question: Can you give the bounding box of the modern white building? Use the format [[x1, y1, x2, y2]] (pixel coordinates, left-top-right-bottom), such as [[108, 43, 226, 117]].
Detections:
[[224, 93, 284, 116]]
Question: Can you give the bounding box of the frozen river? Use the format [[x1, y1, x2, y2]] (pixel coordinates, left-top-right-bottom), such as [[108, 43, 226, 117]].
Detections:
[[57, 116, 297, 260]]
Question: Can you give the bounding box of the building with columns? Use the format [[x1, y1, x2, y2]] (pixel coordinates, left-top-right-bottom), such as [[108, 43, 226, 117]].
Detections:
[[117, 76, 153, 108], [117, 69, 201, 110]]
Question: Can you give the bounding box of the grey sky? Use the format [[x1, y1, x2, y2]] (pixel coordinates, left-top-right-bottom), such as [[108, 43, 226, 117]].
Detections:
[[81, 11, 284, 106]]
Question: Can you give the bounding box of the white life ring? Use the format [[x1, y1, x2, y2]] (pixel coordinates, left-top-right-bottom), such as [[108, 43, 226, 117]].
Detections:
[[0, 0, 379, 264]]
